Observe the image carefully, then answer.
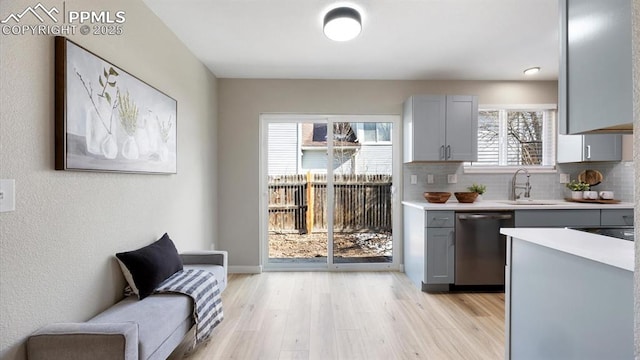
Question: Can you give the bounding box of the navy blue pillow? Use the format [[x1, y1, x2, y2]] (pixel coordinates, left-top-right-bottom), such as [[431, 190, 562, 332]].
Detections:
[[116, 233, 183, 299]]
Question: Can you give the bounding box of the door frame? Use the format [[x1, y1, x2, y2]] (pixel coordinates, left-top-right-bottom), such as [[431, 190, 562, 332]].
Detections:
[[260, 113, 402, 271]]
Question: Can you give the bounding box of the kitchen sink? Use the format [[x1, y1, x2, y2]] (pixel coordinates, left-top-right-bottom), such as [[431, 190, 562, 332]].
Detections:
[[497, 200, 563, 206]]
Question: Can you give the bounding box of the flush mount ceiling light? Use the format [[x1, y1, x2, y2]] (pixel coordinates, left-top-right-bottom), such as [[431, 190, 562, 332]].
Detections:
[[524, 67, 541, 75], [323, 7, 362, 42]]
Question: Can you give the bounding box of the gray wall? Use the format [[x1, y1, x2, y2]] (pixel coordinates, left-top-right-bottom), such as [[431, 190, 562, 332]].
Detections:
[[218, 79, 557, 269], [0, 0, 218, 358], [633, 0, 640, 354]]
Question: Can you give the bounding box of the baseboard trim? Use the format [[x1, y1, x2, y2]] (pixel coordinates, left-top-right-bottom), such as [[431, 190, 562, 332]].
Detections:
[[229, 265, 263, 274]]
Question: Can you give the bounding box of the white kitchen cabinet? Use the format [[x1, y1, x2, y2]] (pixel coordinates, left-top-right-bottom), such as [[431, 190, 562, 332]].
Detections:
[[558, 0, 634, 134], [557, 133, 622, 163], [403, 95, 478, 162]]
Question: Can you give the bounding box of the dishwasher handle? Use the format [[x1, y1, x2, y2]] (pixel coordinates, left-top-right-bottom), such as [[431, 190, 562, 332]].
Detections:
[[458, 214, 513, 221]]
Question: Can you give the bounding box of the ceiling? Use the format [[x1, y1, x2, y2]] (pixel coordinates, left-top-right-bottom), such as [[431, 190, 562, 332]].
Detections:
[[142, 0, 559, 81]]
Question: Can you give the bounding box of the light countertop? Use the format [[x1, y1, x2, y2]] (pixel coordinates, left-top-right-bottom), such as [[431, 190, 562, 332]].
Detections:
[[501, 228, 634, 271], [402, 199, 635, 211]]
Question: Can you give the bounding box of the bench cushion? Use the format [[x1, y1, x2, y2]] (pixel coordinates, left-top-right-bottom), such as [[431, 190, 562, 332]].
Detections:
[[89, 294, 191, 360], [87, 264, 224, 360]]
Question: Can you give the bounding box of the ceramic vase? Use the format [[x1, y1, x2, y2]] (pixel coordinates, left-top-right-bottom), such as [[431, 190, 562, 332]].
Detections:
[[101, 133, 117, 159], [122, 136, 140, 160], [86, 101, 117, 158]]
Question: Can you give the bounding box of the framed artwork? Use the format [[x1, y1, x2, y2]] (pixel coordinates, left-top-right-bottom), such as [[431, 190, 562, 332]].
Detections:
[[55, 36, 177, 174]]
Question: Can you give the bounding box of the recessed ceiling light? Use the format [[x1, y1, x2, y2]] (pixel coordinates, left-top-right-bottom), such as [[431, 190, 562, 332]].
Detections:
[[524, 67, 541, 75], [323, 7, 362, 42]]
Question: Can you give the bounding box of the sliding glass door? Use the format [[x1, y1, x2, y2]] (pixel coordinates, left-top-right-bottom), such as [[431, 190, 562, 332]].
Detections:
[[261, 115, 399, 270], [331, 121, 393, 265]]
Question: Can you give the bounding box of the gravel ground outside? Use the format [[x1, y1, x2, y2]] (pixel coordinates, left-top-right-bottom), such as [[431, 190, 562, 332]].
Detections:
[[268, 232, 392, 259]]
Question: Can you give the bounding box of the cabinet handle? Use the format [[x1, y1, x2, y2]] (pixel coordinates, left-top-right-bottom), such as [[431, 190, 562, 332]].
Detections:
[[446, 145, 451, 159], [432, 217, 450, 221], [586, 145, 591, 159], [440, 145, 445, 160]]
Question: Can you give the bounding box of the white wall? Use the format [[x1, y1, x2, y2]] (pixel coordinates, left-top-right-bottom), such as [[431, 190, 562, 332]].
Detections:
[[217, 79, 558, 268], [0, 0, 218, 358]]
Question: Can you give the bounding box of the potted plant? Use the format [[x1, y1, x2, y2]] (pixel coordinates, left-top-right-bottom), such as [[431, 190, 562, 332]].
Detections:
[[467, 183, 487, 200], [566, 180, 589, 200]]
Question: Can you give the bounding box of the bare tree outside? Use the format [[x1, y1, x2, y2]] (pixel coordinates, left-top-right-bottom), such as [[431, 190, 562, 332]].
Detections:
[[507, 111, 543, 165], [477, 110, 543, 166]]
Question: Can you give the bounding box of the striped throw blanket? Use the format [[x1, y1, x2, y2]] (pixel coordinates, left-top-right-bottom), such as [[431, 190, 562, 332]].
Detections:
[[154, 269, 224, 344]]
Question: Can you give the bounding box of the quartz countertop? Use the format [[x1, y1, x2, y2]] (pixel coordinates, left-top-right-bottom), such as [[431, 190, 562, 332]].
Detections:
[[402, 199, 635, 211], [501, 228, 634, 271]]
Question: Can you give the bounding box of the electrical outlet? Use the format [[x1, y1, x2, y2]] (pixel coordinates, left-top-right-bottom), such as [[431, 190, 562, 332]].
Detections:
[[559, 173, 570, 184], [427, 174, 434, 184], [447, 174, 457, 184], [410, 175, 417, 184]]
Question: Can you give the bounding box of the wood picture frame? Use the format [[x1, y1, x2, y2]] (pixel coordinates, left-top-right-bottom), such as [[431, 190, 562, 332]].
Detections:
[[55, 36, 177, 174]]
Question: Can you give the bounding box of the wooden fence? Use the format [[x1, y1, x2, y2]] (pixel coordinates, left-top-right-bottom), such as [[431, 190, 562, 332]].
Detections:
[[268, 173, 392, 234]]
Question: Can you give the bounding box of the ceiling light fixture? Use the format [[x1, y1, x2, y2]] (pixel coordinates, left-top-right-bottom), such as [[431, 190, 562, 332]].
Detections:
[[323, 7, 362, 42], [524, 67, 541, 75]]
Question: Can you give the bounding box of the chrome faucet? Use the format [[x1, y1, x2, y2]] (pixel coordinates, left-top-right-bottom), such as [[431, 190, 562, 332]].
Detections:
[[511, 168, 531, 200]]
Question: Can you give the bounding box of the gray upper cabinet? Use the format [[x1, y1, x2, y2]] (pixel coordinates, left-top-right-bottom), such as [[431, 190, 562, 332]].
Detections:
[[558, 0, 634, 134], [557, 133, 622, 163], [403, 95, 478, 162]]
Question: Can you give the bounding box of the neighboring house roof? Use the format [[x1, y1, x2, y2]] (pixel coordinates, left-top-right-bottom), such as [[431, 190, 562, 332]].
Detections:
[[301, 123, 360, 148]]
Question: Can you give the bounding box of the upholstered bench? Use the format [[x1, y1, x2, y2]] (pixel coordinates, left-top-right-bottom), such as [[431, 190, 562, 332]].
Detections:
[[27, 246, 227, 360]]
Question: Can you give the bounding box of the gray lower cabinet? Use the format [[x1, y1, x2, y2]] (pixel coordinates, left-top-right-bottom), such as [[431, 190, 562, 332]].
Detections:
[[403, 206, 454, 291], [425, 227, 455, 285], [404, 206, 633, 293], [601, 209, 634, 226], [514, 209, 600, 228], [506, 236, 633, 359]]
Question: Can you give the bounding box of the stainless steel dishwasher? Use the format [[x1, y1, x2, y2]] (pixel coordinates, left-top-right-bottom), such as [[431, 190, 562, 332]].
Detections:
[[455, 212, 514, 286]]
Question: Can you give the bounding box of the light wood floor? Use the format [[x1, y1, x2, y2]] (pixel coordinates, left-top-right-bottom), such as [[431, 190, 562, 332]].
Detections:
[[184, 272, 505, 360]]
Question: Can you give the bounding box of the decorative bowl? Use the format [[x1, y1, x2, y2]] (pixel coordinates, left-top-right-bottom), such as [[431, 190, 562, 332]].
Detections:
[[423, 192, 451, 203], [454, 192, 478, 203]]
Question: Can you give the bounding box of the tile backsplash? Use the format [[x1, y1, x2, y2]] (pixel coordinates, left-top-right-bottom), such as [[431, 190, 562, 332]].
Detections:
[[403, 161, 635, 202]]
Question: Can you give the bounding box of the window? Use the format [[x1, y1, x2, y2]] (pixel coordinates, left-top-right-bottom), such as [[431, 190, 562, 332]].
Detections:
[[359, 122, 391, 143], [466, 106, 556, 171]]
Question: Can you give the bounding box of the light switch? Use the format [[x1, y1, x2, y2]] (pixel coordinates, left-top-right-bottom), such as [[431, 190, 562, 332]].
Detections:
[[447, 174, 457, 184], [410, 175, 417, 185], [559, 173, 570, 184], [0, 179, 15, 212]]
